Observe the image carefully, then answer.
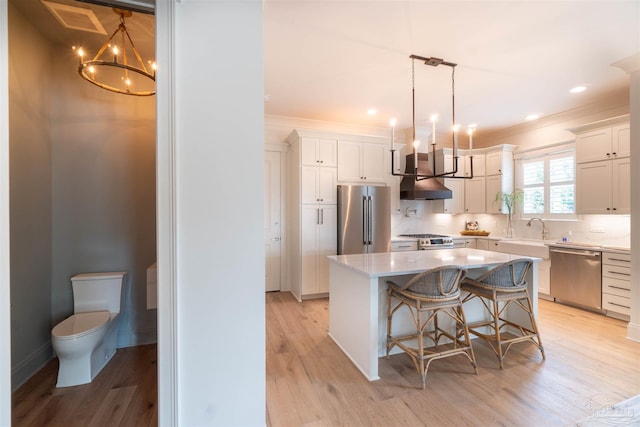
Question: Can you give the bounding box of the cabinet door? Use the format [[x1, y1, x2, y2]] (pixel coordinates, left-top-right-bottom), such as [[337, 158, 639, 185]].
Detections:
[[476, 239, 489, 251], [576, 128, 612, 163], [443, 178, 464, 214], [612, 158, 630, 214], [466, 153, 485, 176], [300, 167, 319, 204], [486, 175, 508, 214], [464, 177, 485, 213], [317, 205, 337, 293], [301, 138, 319, 166], [300, 205, 320, 294], [337, 140, 362, 182], [444, 153, 465, 177], [612, 124, 630, 159], [317, 167, 337, 204], [576, 161, 612, 213], [317, 138, 337, 166], [361, 143, 386, 182]]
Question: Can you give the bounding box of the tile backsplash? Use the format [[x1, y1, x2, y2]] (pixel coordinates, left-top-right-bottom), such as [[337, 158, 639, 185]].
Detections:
[[392, 200, 630, 247]]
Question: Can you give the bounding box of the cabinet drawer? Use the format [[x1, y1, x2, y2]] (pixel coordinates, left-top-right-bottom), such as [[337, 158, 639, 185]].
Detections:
[[603, 276, 631, 296], [603, 252, 631, 266], [602, 293, 631, 316], [602, 264, 631, 281], [390, 241, 418, 252]]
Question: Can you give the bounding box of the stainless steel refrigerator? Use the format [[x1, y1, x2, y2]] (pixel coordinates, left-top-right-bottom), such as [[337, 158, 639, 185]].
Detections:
[[337, 185, 391, 254]]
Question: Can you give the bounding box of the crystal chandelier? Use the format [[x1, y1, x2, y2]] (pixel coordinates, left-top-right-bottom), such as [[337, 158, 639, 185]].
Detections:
[[390, 54, 474, 180], [74, 9, 155, 96]]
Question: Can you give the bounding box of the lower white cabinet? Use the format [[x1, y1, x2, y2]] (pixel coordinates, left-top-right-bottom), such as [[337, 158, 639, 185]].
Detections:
[[390, 241, 418, 252], [452, 238, 475, 249], [602, 251, 631, 319], [475, 239, 490, 251], [300, 205, 337, 296]]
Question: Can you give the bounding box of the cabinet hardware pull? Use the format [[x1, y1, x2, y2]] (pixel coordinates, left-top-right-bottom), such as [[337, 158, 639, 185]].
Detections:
[[608, 285, 630, 291], [607, 270, 631, 276], [612, 152, 616, 156], [320, 208, 324, 224], [607, 301, 630, 309], [609, 258, 630, 263]]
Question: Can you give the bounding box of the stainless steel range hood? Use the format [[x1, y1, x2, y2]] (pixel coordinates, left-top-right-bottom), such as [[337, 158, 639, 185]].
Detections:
[[400, 153, 452, 200]]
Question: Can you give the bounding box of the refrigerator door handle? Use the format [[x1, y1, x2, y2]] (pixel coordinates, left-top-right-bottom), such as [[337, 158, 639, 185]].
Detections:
[[362, 196, 368, 245], [367, 196, 373, 245]]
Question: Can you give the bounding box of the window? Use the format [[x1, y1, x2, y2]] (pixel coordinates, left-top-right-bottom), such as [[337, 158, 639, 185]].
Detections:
[[517, 144, 576, 218]]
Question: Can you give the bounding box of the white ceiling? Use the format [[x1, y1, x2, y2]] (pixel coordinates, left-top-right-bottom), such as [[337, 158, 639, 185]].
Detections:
[[10, 0, 640, 135], [264, 1, 640, 133]]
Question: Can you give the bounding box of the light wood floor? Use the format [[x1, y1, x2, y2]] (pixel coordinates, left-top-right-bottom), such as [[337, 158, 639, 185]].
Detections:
[[12, 295, 640, 426], [266, 292, 640, 426], [12, 344, 157, 427]]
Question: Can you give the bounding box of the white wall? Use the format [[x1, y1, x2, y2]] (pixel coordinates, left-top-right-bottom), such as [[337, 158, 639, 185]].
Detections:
[[171, 1, 265, 425], [0, 0, 11, 424]]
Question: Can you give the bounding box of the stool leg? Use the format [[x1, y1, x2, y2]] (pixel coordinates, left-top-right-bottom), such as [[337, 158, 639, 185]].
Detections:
[[386, 291, 392, 359], [524, 293, 545, 360], [492, 296, 505, 369]]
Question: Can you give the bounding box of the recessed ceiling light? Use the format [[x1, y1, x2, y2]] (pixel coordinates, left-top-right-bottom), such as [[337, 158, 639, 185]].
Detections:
[[367, 108, 377, 115], [526, 114, 540, 121], [569, 85, 587, 94]]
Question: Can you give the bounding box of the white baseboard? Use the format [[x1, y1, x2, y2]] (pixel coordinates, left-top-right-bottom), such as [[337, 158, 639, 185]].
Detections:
[[11, 342, 53, 392], [627, 322, 640, 342]]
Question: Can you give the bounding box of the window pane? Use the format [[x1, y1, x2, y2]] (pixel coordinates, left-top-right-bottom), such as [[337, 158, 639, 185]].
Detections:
[[524, 187, 544, 214], [523, 161, 544, 185], [550, 157, 574, 183], [550, 184, 575, 214]]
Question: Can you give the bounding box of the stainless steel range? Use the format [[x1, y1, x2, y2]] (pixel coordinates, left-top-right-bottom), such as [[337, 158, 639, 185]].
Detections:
[[398, 233, 454, 250]]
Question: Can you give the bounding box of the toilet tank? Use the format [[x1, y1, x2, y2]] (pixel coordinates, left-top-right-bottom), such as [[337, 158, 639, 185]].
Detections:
[[71, 272, 127, 314]]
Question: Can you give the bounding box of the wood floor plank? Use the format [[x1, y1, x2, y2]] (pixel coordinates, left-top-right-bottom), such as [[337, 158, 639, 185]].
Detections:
[[11, 293, 640, 426]]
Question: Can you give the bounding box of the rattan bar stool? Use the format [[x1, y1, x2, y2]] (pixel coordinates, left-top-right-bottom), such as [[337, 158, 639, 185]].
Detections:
[[386, 265, 478, 389], [461, 258, 545, 369]]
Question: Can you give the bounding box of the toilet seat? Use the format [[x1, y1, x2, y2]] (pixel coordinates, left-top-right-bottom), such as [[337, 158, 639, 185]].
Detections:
[[52, 311, 110, 340]]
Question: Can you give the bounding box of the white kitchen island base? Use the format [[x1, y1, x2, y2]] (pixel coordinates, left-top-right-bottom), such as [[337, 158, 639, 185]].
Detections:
[[328, 248, 540, 381]]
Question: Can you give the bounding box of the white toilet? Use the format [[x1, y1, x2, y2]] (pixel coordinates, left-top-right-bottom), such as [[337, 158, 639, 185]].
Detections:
[[51, 271, 126, 388]]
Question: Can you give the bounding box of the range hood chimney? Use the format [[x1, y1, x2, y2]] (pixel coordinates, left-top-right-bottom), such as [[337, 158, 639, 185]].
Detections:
[[400, 153, 452, 200]]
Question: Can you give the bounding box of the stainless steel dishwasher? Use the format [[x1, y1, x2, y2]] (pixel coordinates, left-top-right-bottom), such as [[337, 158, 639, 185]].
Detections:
[[550, 246, 602, 311]]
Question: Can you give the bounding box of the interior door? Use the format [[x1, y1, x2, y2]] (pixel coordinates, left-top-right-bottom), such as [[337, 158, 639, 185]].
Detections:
[[264, 151, 282, 292]]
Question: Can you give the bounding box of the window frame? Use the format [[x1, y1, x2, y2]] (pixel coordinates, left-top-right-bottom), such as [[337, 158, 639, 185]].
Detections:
[[514, 142, 577, 220]]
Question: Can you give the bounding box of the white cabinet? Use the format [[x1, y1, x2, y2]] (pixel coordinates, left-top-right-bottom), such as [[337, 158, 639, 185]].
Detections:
[[337, 140, 386, 183], [464, 177, 486, 214], [576, 158, 630, 214], [442, 179, 465, 214], [442, 150, 485, 177], [287, 130, 339, 300], [485, 147, 515, 214], [301, 166, 337, 205], [575, 124, 630, 164], [475, 239, 490, 251], [390, 240, 418, 252], [301, 137, 337, 167], [602, 251, 631, 319], [452, 238, 476, 249], [300, 205, 337, 295]]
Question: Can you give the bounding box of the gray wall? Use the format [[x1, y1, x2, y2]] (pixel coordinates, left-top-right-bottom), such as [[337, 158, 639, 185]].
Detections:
[[49, 44, 157, 348], [8, 3, 157, 390], [8, 1, 53, 389]]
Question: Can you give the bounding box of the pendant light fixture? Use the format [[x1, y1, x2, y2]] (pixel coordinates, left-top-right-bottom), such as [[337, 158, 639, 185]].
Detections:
[[74, 8, 156, 96], [390, 54, 474, 180]]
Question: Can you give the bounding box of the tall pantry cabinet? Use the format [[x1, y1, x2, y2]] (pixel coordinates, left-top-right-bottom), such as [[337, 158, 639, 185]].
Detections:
[[287, 130, 337, 300]]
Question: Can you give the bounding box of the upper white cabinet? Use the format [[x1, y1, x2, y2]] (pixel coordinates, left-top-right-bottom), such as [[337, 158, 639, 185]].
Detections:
[[575, 123, 630, 164], [441, 149, 485, 177], [570, 116, 630, 215], [301, 137, 337, 167], [576, 158, 630, 214], [484, 146, 515, 214], [442, 178, 465, 214], [337, 140, 387, 183], [464, 177, 486, 213]]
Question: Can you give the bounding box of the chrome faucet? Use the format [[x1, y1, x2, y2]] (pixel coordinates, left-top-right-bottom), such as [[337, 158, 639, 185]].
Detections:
[[526, 217, 548, 240]]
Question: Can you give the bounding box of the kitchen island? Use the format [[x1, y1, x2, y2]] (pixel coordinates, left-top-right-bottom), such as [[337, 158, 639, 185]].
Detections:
[[327, 248, 541, 380]]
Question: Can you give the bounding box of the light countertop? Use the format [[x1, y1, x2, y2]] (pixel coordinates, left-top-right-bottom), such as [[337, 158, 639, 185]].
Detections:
[[328, 248, 541, 278]]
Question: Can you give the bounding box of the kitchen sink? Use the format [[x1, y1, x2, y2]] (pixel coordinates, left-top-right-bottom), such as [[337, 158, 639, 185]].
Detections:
[[497, 239, 550, 259]]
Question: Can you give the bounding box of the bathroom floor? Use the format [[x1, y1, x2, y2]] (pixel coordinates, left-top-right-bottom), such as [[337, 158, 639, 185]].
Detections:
[[12, 343, 157, 426]]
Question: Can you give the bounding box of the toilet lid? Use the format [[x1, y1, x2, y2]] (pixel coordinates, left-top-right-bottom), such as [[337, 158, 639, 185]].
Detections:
[[52, 311, 110, 339]]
